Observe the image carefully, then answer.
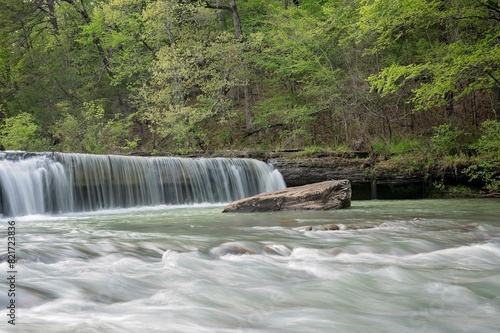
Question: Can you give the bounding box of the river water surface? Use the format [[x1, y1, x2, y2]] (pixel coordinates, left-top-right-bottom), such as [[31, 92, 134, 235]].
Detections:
[[1, 199, 499, 332]]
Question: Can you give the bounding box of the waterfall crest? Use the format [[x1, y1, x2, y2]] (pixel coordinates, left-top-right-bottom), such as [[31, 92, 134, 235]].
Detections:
[[0, 152, 286, 217]]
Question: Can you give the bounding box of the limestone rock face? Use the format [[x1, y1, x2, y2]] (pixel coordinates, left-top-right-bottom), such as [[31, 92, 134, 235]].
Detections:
[[222, 180, 351, 213], [271, 158, 368, 187]]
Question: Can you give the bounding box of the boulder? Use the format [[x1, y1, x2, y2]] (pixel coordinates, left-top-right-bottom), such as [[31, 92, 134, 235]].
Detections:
[[295, 226, 313, 232], [210, 242, 259, 256], [322, 223, 340, 231], [263, 244, 292, 256], [222, 179, 351, 213]]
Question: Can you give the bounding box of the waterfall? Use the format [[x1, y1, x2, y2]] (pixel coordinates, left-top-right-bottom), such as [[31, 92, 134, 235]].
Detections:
[[0, 152, 286, 217]]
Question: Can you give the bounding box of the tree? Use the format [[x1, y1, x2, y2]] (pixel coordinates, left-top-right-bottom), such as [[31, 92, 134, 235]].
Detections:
[[52, 100, 132, 153], [466, 120, 500, 192], [136, 1, 252, 150], [359, 0, 500, 116], [0, 0, 138, 151], [0, 112, 49, 150], [244, 1, 373, 147]]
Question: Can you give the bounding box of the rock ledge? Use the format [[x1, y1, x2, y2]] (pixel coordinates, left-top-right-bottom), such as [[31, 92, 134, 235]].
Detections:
[[222, 180, 351, 213]]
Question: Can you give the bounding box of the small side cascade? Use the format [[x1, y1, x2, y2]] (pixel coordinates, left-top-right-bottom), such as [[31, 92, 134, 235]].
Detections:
[[0, 152, 286, 217]]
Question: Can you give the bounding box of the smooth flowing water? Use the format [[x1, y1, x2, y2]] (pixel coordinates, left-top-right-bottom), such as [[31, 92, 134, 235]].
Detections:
[[0, 153, 285, 217], [1, 199, 499, 332]]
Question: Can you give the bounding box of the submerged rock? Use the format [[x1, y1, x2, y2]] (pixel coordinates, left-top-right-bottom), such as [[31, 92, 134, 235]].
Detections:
[[325, 248, 343, 256], [222, 180, 351, 213], [210, 242, 292, 257], [295, 226, 313, 232], [0, 253, 9, 263], [263, 244, 292, 256], [322, 223, 340, 231], [210, 242, 259, 256], [345, 224, 375, 230]]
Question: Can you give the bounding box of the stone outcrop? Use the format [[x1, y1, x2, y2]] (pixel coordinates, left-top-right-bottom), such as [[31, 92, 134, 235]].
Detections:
[[269, 156, 369, 187], [222, 179, 351, 213]]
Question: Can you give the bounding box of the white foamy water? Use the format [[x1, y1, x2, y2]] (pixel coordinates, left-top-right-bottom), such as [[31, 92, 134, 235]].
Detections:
[[1, 199, 499, 332], [0, 152, 286, 217]]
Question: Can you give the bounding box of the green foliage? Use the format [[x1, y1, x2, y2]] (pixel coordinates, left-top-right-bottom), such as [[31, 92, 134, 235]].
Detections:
[[444, 185, 478, 198], [0, 113, 50, 151], [52, 101, 132, 154], [123, 138, 139, 152], [250, 5, 341, 105], [429, 180, 479, 198], [135, 2, 252, 150], [392, 139, 424, 155], [245, 2, 364, 148], [372, 137, 424, 157], [303, 146, 327, 154], [360, 0, 500, 111], [431, 124, 464, 156], [83, 0, 156, 88], [374, 153, 428, 177], [372, 138, 391, 157], [0, 0, 497, 196], [466, 120, 500, 192], [474, 120, 500, 156]]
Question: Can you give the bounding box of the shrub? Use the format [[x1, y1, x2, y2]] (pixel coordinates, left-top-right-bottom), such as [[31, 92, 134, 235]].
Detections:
[[0, 113, 50, 151], [465, 120, 500, 192], [431, 124, 463, 156]]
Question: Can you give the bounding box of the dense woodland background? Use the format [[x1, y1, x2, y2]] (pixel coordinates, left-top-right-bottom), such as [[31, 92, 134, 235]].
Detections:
[[0, 0, 499, 191]]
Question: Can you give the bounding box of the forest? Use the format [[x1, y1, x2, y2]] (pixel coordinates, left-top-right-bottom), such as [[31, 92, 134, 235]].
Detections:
[[0, 0, 499, 191]]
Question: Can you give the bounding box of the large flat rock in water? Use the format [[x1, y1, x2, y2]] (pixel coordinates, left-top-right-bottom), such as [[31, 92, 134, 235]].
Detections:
[[222, 180, 351, 213]]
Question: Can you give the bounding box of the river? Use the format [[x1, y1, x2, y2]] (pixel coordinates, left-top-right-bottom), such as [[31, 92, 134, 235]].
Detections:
[[1, 199, 499, 332]]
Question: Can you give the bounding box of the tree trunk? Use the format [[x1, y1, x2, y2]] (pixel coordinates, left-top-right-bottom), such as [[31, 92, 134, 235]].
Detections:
[[492, 87, 500, 120], [227, 1, 252, 126], [228, 0, 242, 39], [205, 1, 243, 39], [204, 1, 252, 127], [445, 92, 454, 119], [244, 85, 253, 130], [44, 0, 59, 35]]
